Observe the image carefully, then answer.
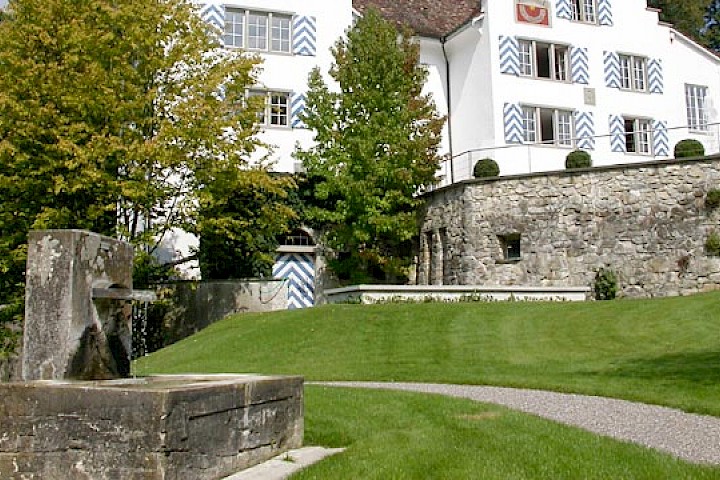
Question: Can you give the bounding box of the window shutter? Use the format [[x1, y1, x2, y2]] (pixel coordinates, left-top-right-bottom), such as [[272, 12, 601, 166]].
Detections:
[[598, 0, 613, 26], [648, 58, 664, 94], [293, 16, 317, 56], [653, 120, 669, 156], [556, 0, 572, 19], [197, 1, 225, 32], [291, 93, 307, 129], [499, 36, 520, 76], [570, 47, 589, 84], [575, 111, 595, 151], [504, 103, 524, 144], [603, 51, 620, 88], [609, 115, 626, 153]]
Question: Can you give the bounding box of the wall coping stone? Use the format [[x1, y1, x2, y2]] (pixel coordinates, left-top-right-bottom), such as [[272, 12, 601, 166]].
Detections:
[[425, 154, 720, 197]]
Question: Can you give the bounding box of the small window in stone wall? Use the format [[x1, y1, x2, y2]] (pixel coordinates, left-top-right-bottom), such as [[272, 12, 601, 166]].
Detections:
[[499, 234, 522, 261]]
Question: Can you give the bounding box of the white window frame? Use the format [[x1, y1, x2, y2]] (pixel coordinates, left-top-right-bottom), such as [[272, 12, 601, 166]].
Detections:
[[686, 84, 708, 132], [224, 9, 245, 48], [517, 39, 570, 82], [571, 0, 597, 23], [250, 90, 290, 128], [624, 117, 653, 155], [224, 9, 293, 54], [618, 54, 647, 92], [521, 106, 575, 147]]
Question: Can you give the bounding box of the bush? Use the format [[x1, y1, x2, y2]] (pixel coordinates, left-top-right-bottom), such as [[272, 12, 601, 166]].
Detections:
[[674, 139, 705, 158], [594, 268, 618, 301], [707, 230, 720, 256], [565, 150, 592, 169], [473, 158, 500, 178], [706, 189, 720, 210]]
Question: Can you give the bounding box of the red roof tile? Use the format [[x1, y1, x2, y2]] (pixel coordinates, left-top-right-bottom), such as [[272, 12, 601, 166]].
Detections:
[[352, 0, 482, 38]]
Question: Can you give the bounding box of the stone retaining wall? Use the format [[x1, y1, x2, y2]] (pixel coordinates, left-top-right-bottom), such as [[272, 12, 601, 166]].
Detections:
[[420, 156, 720, 298], [0, 355, 20, 383]]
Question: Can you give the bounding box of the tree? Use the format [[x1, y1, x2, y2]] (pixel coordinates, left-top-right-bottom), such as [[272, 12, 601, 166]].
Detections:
[[703, 0, 720, 51], [0, 0, 293, 353], [197, 170, 296, 279], [648, 0, 709, 43], [295, 8, 445, 283]]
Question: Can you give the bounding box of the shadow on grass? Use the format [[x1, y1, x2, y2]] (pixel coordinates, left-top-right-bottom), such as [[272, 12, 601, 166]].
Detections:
[[595, 350, 720, 385]]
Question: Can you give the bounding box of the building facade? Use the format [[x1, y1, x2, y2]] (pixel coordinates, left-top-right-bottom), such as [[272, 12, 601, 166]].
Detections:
[[187, 0, 720, 302], [194, 0, 720, 185]]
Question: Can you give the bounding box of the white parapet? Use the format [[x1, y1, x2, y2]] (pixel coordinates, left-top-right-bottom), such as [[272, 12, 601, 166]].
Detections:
[[325, 285, 592, 304]]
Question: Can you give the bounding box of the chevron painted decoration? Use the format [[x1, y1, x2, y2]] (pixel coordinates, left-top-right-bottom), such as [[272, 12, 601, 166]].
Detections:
[[604, 51, 620, 88], [598, 0, 613, 26], [293, 16, 317, 56], [575, 111, 595, 150], [273, 253, 315, 309], [571, 47, 589, 84], [653, 120, 669, 156], [556, 0, 572, 19], [198, 1, 224, 32], [648, 58, 664, 94], [504, 103, 524, 144], [609, 115, 626, 153], [291, 93, 307, 129], [499, 36, 520, 76]]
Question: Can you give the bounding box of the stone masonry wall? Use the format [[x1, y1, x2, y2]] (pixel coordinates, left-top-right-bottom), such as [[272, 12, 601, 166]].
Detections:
[[420, 156, 720, 298]]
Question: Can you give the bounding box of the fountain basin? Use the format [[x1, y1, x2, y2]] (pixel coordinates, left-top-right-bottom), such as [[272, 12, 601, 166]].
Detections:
[[0, 374, 304, 479]]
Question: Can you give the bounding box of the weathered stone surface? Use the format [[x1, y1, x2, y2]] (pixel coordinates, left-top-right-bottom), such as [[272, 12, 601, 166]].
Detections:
[[421, 157, 720, 298], [0, 355, 20, 383], [0, 374, 304, 480], [23, 230, 135, 381]]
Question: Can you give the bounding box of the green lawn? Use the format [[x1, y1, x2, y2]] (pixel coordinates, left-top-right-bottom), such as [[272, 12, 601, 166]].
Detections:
[[135, 291, 720, 416], [297, 386, 720, 479], [135, 292, 720, 478]]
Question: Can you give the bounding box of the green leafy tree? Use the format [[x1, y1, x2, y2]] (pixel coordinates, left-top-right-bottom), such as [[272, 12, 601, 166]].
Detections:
[[197, 170, 296, 279], [703, 0, 720, 51], [0, 0, 293, 353], [295, 8, 445, 283], [648, 0, 709, 43]]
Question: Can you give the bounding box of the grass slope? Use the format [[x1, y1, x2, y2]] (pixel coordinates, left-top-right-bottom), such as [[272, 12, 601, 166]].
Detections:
[[135, 291, 720, 416]]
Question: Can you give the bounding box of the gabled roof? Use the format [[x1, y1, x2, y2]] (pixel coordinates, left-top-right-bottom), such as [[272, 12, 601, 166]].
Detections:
[[352, 0, 482, 39]]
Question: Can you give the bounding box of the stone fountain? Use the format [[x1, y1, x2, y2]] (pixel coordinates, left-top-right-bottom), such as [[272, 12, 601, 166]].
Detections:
[[0, 230, 303, 479]]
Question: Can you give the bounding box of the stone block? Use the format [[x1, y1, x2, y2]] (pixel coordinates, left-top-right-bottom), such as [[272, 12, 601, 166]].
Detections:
[[0, 374, 303, 480], [23, 230, 135, 381]]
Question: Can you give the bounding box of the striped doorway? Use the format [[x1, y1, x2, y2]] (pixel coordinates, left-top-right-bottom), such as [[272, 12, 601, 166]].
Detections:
[[273, 253, 315, 309]]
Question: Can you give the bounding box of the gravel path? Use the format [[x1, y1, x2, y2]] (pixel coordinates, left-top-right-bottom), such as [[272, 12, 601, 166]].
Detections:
[[315, 382, 720, 465]]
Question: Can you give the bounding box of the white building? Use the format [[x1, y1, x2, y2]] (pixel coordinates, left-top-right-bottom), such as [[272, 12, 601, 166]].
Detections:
[[196, 0, 720, 182], [188, 0, 720, 305]]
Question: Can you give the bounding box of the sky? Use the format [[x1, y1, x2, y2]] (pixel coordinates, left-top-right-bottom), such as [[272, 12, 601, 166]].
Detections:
[[0, 0, 6, 9]]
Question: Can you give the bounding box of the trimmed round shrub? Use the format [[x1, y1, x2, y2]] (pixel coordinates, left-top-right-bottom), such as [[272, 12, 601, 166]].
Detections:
[[706, 189, 720, 210], [674, 139, 705, 158], [473, 158, 500, 178], [565, 150, 592, 169]]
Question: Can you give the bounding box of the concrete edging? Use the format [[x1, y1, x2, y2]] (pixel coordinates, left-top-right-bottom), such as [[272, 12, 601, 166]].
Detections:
[[325, 285, 591, 304]]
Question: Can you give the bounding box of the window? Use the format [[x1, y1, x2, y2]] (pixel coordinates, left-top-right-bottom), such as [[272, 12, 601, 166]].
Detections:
[[571, 0, 597, 23], [521, 106, 574, 146], [250, 90, 290, 127], [499, 234, 522, 261], [619, 54, 647, 92], [224, 10, 245, 48], [224, 9, 292, 53], [624, 117, 652, 154], [518, 40, 569, 82], [686, 84, 708, 132]]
